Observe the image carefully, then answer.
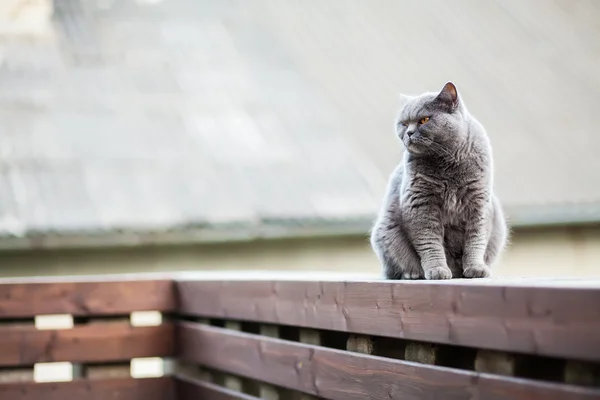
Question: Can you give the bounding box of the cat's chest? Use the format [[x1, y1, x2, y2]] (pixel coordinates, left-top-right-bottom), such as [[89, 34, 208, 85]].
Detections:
[[442, 188, 459, 209], [440, 185, 470, 224], [406, 166, 484, 223]]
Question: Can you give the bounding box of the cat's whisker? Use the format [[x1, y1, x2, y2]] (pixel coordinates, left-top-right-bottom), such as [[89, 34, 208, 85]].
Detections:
[[427, 141, 459, 163]]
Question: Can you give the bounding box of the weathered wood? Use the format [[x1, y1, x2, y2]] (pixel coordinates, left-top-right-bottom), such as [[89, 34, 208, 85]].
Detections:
[[0, 368, 34, 383], [85, 364, 131, 379], [260, 324, 279, 338], [475, 350, 516, 376], [565, 361, 600, 387], [259, 383, 280, 400], [404, 342, 437, 365], [0, 377, 174, 400], [299, 329, 321, 346], [259, 325, 281, 399], [347, 336, 408, 362], [224, 375, 243, 392], [176, 321, 600, 400], [225, 321, 242, 331], [347, 335, 374, 355], [0, 278, 174, 317], [177, 376, 259, 399], [223, 322, 244, 391], [297, 329, 323, 400], [0, 322, 174, 366], [176, 279, 600, 362]]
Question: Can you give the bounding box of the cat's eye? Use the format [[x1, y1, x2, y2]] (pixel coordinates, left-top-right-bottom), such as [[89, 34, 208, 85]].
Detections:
[[419, 117, 430, 124]]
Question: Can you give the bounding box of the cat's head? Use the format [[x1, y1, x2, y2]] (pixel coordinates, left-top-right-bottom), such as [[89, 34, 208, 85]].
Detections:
[[396, 82, 467, 156]]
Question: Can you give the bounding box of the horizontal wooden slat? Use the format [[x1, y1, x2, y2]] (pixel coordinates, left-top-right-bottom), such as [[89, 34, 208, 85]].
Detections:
[[176, 376, 259, 400], [176, 321, 600, 400], [176, 279, 600, 362], [0, 278, 174, 317], [0, 322, 174, 366], [0, 377, 174, 400]]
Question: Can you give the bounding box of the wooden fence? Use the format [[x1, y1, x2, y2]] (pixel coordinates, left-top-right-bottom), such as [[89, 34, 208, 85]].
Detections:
[[0, 275, 599, 399], [0, 276, 175, 399]]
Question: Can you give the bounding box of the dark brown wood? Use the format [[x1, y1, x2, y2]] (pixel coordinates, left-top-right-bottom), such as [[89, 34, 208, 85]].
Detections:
[[0, 322, 174, 366], [0, 377, 174, 400], [176, 376, 259, 400], [0, 277, 174, 318], [176, 321, 600, 400], [176, 279, 600, 362]]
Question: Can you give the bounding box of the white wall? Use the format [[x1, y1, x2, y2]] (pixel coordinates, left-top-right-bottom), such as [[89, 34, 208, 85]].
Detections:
[[0, 225, 598, 278]]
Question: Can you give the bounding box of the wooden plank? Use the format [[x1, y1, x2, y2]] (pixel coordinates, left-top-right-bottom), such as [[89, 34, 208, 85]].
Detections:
[[475, 350, 516, 376], [0, 278, 174, 317], [177, 376, 259, 400], [0, 322, 174, 366], [0, 377, 174, 400], [176, 321, 600, 400], [176, 279, 600, 362]]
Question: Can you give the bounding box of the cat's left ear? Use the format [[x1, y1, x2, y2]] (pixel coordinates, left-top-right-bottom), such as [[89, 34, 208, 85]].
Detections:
[[399, 93, 411, 108], [435, 82, 459, 110]]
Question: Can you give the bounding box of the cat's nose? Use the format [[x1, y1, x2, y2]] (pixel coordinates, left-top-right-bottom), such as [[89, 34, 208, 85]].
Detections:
[[406, 130, 416, 137]]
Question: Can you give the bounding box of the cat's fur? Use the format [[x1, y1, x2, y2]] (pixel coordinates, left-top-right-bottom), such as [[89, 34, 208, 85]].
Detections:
[[370, 82, 508, 280]]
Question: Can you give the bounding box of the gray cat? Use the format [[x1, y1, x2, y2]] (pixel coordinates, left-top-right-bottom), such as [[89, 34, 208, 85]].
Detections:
[[370, 82, 508, 280]]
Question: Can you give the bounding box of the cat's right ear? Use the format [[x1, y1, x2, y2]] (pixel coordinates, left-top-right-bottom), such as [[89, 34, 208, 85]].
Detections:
[[435, 82, 459, 111]]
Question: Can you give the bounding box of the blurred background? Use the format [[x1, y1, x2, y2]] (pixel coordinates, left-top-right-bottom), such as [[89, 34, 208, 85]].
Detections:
[[0, 0, 598, 278]]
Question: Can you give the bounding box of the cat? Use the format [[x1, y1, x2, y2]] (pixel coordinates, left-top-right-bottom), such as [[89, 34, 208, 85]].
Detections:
[[370, 82, 508, 280]]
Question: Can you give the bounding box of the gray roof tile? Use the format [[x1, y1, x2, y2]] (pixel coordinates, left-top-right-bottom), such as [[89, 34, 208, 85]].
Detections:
[[0, 0, 599, 242]]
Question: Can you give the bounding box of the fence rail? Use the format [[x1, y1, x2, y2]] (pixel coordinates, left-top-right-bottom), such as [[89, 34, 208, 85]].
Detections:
[[0, 274, 598, 399], [176, 278, 600, 362], [0, 275, 175, 400], [0, 377, 174, 400], [0, 277, 175, 317]]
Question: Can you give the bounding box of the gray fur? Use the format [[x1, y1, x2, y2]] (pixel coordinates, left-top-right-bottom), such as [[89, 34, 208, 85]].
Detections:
[[370, 82, 508, 280]]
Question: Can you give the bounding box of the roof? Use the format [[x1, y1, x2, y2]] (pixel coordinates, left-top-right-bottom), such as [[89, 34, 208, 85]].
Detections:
[[0, 0, 599, 249]]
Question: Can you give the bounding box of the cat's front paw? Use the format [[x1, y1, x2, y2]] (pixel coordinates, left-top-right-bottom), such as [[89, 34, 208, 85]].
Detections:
[[401, 268, 423, 280], [463, 264, 491, 278], [425, 266, 452, 280]]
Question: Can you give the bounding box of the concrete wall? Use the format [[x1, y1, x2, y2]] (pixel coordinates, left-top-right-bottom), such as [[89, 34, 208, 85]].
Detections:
[[0, 225, 599, 278], [495, 225, 600, 277]]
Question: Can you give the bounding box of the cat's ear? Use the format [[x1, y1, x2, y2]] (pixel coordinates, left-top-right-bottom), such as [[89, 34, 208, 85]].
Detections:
[[435, 82, 459, 110], [399, 93, 411, 107]]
